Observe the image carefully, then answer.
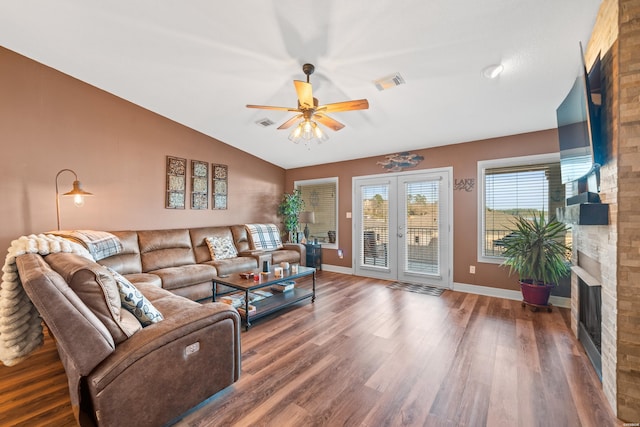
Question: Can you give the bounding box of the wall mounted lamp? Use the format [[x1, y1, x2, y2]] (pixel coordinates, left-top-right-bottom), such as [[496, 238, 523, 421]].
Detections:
[[55, 168, 93, 230]]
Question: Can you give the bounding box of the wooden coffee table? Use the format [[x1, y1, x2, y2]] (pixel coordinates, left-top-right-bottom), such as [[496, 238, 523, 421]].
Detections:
[[212, 266, 316, 330]]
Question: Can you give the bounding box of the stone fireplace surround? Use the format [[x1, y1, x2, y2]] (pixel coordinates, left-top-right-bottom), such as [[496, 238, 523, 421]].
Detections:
[[575, 0, 640, 421]]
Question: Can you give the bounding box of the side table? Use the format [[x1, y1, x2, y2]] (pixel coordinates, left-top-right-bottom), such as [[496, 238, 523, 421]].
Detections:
[[305, 242, 322, 271]]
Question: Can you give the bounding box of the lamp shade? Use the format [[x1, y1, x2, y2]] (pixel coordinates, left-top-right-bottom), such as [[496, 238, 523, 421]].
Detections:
[[56, 169, 94, 230], [299, 211, 315, 224]]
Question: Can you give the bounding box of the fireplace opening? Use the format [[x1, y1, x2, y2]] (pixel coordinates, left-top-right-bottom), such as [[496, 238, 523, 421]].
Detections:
[[578, 278, 602, 380]]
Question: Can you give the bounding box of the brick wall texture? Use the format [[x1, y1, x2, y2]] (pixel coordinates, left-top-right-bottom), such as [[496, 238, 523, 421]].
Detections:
[[581, 0, 640, 421]]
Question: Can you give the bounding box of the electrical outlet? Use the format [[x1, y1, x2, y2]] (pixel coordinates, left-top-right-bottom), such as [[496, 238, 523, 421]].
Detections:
[[346, 212, 352, 219], [337, 249, 344, 259], [469, 265, 476, 274]]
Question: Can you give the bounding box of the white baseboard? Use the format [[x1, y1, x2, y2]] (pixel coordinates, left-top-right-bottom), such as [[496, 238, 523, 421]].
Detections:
[[319, 264, 353, 275], [317, 269, 571, 309], [452, 282, 570, 308]]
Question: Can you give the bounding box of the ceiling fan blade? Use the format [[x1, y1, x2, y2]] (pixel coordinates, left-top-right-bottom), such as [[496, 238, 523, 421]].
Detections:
[[246, 104, 299, 112], [317, 99, 369, 113], [293, 80, 314, 109], [277, 114, 304, 130], [314, 114, 345, 131]]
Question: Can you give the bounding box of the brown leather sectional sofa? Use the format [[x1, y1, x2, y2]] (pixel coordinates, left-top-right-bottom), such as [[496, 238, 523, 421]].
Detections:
[[99, 224, 306, 301], [14, 224, 304, 426]]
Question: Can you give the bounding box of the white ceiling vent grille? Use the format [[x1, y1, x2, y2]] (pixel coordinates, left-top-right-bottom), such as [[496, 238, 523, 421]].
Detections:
[[255, 118, 275, 127], [374, 72, 405, 91]]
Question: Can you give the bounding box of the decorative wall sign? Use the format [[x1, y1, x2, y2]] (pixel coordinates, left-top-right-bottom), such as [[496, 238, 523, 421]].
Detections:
[[166, 156, 187, 209], [191, 160, 209, 209], [454, 178, 475, 192], [377, 152, 424, 172], [212, 164, 228, 210]]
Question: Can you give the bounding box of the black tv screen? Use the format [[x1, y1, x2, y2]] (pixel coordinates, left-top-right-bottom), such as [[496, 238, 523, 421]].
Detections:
[[556, 51, 602, 184]]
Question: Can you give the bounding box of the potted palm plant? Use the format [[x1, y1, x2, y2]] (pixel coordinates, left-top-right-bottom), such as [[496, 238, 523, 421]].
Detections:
[[500, 213, 571, 310], [277, 189, 305, 243]]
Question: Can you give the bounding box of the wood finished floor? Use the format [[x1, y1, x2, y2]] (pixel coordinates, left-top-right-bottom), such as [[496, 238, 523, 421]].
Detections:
[[0, 271, 621, 427]]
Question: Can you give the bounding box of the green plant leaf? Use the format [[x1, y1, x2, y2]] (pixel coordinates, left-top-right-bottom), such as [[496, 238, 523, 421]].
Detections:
[[500, 212, 571, 286]]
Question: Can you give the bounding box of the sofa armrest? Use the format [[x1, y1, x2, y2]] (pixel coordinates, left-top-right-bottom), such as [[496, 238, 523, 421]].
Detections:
[[89, 302, 240, 389], [238, 249, 264, 256], [85, 302, 241, 426], [282, 243, 306, 266], [239, 250, 271, 266]]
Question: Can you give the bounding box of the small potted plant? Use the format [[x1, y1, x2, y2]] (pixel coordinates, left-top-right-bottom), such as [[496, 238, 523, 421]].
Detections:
[[500, 213, 571, 309], [277, 189, 305, 243]]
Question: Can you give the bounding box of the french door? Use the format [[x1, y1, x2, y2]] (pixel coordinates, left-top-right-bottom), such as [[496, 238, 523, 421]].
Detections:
[[353, 168, 452, 288]]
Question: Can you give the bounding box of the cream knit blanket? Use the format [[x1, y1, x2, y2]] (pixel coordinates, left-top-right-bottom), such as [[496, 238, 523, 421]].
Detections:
[[0, 234, 92, 366]]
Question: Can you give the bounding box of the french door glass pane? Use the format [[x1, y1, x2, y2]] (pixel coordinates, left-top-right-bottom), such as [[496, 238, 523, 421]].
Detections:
[[405, 181, 439, 275], [361, 184, 389, 267]]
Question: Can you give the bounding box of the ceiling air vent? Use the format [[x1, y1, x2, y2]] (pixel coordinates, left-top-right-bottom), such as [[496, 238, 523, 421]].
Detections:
[[255, 118, 275, 127], [374, 72, 405, 91]]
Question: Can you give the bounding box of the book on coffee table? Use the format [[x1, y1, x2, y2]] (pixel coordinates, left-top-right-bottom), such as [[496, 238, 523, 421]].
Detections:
[[271, 280, 295, 293], [237, 305, 256, 315]]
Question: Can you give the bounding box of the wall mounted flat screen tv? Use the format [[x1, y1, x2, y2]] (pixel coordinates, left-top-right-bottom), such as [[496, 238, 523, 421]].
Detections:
[[556, 47, 604, 185]]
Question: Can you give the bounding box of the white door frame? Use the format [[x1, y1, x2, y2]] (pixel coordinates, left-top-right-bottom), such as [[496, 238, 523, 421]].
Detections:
[[352, 167, 453, 288]]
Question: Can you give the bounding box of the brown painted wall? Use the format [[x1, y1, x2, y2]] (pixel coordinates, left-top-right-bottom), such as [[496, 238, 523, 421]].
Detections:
[[286, 129, 560, 290], [1, 44, 562, 292], [0, 47, 285, 252]]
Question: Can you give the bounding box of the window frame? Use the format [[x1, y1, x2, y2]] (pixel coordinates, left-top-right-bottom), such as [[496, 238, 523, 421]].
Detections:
[[294, 177, 339, 250], [477, 153, 560, 264]]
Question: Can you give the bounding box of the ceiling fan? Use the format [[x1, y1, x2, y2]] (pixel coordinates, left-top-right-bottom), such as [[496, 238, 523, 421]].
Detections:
[[246, 63, 368, 143]]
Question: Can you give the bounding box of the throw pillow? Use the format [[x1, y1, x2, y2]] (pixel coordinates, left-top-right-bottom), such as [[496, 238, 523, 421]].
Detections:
[[107, 268, 164, 327], [205, 236, 238, 260]]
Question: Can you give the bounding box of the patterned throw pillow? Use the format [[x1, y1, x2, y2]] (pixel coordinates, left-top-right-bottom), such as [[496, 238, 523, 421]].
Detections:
[[205, 236, 238, 260], [107, 268, 164, 327]]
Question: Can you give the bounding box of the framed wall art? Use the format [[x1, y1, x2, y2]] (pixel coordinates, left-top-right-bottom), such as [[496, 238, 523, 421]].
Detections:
[[212, 163, 228, 210], [191, 160, 209, 209], [166, 156, 187, 209]]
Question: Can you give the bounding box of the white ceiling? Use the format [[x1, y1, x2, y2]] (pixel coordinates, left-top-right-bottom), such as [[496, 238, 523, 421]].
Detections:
[[0, 0, 602, 169]]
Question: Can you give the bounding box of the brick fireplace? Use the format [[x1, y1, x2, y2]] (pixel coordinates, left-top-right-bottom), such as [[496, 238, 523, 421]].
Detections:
[[573, 0, 640, 421]]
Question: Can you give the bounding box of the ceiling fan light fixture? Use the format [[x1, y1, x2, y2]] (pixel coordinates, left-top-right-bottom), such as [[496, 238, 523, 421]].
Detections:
[[482, 63, 504, 79], [288, 119, 328, 146]]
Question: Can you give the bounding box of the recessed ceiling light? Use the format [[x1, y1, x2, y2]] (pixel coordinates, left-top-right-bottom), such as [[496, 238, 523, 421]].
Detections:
[[482, 64, 504, 79]]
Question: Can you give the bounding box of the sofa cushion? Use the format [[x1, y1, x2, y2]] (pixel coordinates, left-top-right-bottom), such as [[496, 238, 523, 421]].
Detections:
[[107, 268, 164, 327], [205, 236, 238, 260], [270, 248, 302, 265], [123, 272, 162, 287], [99, 231, 143, 275], [46, 253, 142, 343], [245, 224, 283, 250], [150, 264, 216, 291], [204, 257, 257, 276], [138, 229, 196, 272]]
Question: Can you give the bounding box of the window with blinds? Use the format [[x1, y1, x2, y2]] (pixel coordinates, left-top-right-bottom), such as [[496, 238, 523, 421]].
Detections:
[[478, 155, 565, 261], [295, 178, 338, 246]]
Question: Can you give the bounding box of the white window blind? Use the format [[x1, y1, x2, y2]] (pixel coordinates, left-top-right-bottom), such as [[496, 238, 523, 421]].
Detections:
[[481, 161, 564, 259]]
